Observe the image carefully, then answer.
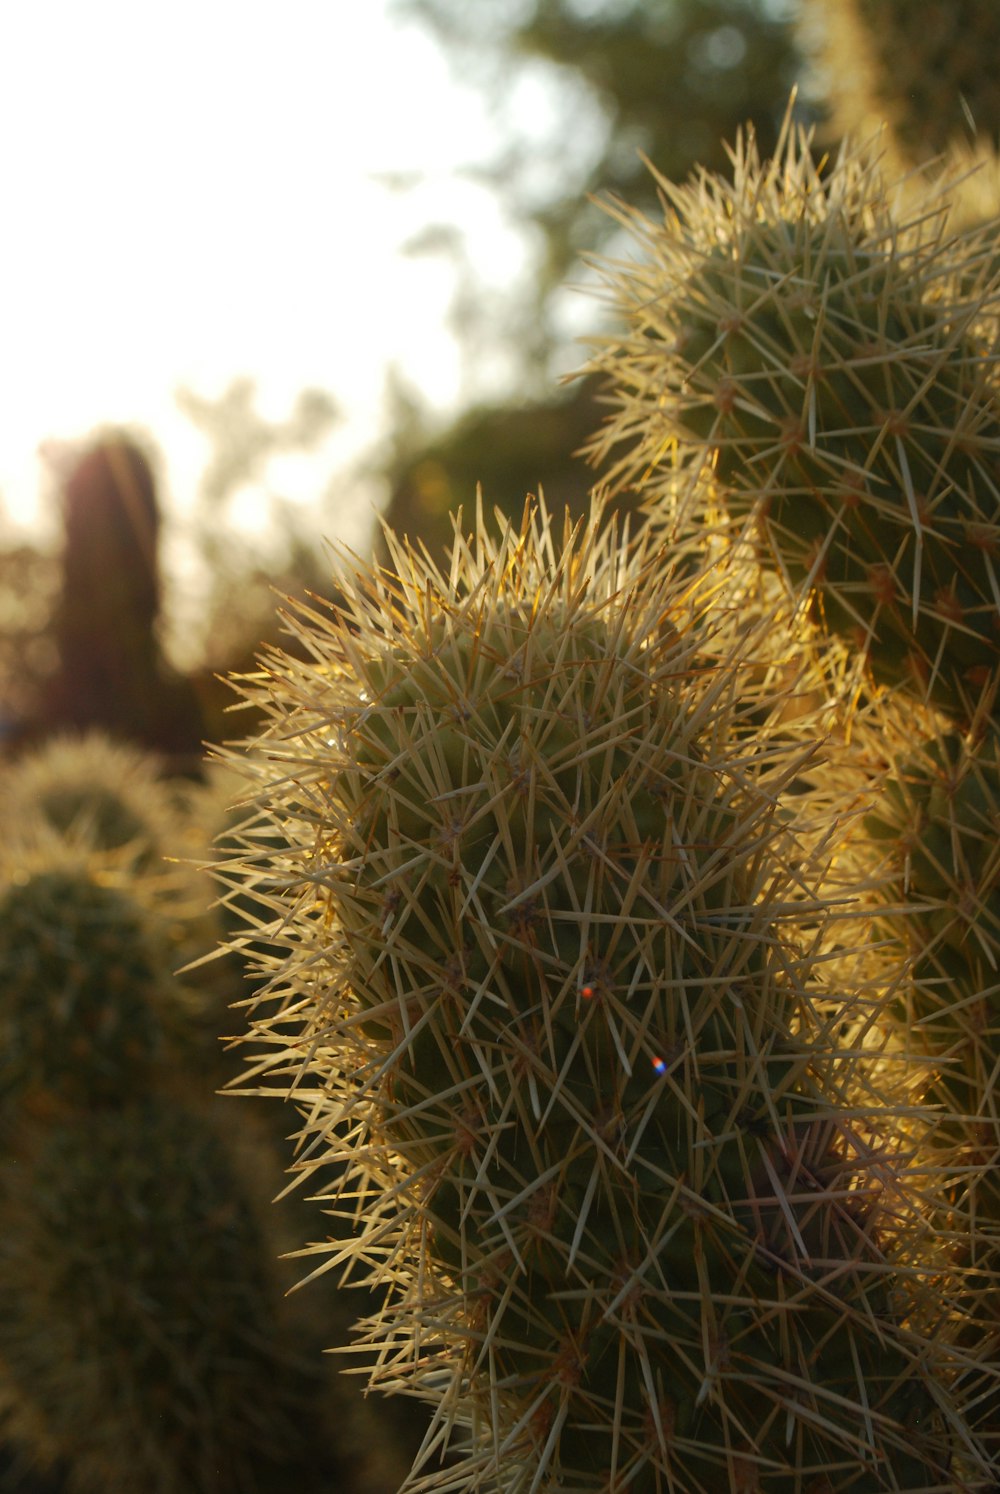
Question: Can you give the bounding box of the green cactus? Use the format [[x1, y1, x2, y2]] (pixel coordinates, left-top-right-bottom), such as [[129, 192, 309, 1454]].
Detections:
[[221, 501, 974, 1490], [863, 725, 1000, 1231], [587, 124, 1000, 719], [0, 1098, 325, 1494], [0, 852, 185, 1112]]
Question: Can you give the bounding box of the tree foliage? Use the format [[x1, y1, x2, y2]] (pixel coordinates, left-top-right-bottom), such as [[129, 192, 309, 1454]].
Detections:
[[379, 0, 809, 562]]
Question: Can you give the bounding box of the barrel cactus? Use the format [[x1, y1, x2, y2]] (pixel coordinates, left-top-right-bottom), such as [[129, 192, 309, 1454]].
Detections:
[[586, 123, 1000, 721], [217, 500, 977, 1490], [0, 730, 183, 865]]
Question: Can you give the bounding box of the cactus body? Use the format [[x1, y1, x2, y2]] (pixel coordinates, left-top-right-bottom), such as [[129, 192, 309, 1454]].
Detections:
[[222, 503, 965, 1490], [0, 732, 181, 864], [864, 728, 1000, 1229], [588, 128, 1000, 718], [0, 861, 175, 1110], [0, 1100, 308, 1494]]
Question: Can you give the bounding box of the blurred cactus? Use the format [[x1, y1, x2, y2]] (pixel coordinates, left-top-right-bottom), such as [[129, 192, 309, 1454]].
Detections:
[[0, 731, 184, 864], [0, 733, 366, 1494], [0, 1099, 329, 1494], [0, 850, 192, 1114], [0, 732, 235, 1114], [22, 430, 207, 772]]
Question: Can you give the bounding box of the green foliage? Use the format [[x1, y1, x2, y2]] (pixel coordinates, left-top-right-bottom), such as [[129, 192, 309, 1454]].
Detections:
[[378, 380, 623, 576]]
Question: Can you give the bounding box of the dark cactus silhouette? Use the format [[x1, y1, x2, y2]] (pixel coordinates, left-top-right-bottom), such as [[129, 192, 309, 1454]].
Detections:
[[26, 433, 207, 772]]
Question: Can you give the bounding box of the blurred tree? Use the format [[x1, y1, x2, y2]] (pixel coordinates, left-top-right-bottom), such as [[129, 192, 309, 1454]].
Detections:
[[378, 0, 807, 566], [174, 377, 345, 681], [376, 373, 635, 573], [176, 378, 339, 516], [391, 0, 808, 377]]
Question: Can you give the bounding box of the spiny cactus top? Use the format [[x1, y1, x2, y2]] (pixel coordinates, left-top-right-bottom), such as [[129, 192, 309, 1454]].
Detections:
[[586, 123, 1000, 719], [220, 500, 972, 1491]]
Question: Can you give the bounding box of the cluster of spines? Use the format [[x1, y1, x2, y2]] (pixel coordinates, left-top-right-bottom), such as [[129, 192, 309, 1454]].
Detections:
[[208, 40, 1000, 1491]]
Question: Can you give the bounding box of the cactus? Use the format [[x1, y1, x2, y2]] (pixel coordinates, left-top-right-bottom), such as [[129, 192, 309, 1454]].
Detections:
[[0, 749, 368, 1493], [586, 123, 1000, 720], [217, 500, 978, 1489], [0, 1097, 326, 1494], [0, 845, 191, 1113], [861, 723, 1000, 1238], [157, 20, 1000, 1491], [0, 731, 182, 865]]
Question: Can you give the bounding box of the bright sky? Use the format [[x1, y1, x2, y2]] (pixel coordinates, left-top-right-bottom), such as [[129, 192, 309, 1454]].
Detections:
[[0, 2, 534, 564]]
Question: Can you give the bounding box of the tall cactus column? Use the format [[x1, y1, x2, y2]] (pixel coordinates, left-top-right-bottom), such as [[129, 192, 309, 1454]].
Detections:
[[798, 0, 1000, 176], [221, 501, 973, 1491]]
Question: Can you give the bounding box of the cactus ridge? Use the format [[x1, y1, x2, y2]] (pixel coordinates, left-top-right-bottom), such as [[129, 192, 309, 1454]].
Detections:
[[221, 502, 967, 1490], [587, 124, 1000, 716]]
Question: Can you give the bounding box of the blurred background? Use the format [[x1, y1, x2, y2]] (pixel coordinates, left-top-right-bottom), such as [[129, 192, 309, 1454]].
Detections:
[[0, 0, 811, 760]]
